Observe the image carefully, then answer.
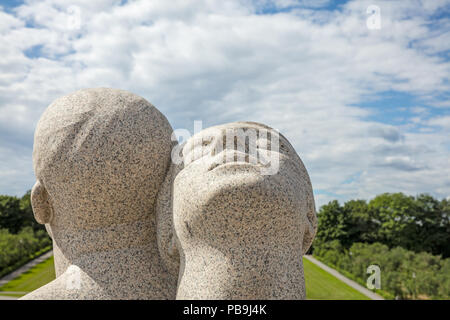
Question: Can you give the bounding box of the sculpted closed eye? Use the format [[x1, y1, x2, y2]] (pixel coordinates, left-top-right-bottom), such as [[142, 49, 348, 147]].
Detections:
[[280, 143, 288, 152], [202, 136, 213, 147], [257, 137, 290, 155]]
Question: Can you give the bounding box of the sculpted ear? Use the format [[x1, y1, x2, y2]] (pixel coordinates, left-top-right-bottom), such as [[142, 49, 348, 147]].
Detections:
[[31, 181, 54, 224]]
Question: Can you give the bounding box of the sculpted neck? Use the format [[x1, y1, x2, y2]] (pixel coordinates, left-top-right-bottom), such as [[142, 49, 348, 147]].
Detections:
[[49, 218, 176, 299], [174, 201, 307, 299], [177, 243, 306, 300]]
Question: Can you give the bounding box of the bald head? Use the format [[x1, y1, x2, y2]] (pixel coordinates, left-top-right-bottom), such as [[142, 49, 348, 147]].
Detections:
[[32, 88, 173, 231]]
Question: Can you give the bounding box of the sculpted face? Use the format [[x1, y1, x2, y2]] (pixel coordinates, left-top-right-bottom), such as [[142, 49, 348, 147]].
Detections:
[[174, 121, 316, 249], [172, 121, 317, 299]]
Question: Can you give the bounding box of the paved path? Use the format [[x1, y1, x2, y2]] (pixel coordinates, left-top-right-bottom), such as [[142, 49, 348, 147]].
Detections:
[[304, 255, 384, 300], [0, 250, 53, 287]]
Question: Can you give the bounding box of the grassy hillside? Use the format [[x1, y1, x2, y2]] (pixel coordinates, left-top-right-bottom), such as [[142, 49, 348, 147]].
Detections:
[[0, 256, 55, 297], [303, 258, 369, 300], [0, 256, 370, 299]]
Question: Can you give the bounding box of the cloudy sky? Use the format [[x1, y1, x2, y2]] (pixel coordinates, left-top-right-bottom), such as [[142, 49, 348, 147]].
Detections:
[[0, 0, 449, 208]]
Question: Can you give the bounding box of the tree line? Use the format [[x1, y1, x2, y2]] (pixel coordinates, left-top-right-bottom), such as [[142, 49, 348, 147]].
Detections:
[[0, 191, 45, 234], [314, 193, 450, 258], [312, 192, 450, 299], [0, 192, 51, 277], [1, 190, 449, 298]]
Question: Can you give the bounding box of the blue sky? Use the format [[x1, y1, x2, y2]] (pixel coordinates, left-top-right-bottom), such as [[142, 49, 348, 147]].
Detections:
[[1, 0, 23, 10], [0, 0, 449, 207]]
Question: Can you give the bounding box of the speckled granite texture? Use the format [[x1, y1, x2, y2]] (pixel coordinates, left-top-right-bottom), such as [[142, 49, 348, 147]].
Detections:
[[173, 122, 317, 299], [155, 157, 183, 290], [22, 88, 177, 299], [22, 88, 317, 300]]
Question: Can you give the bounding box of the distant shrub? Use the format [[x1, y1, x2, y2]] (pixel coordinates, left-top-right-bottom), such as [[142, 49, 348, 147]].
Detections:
[[313, 241, 450, 300], [316, 194, 450, 258], [0, 227, 51, 277]]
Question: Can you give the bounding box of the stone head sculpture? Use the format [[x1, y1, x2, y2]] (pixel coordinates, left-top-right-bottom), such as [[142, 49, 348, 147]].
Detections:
[[172, 121, 317, 299], [23, 88, 176, 299]]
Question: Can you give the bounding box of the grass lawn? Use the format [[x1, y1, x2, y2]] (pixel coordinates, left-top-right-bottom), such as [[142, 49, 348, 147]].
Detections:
[[0, 255, 370, 299], [0, 256, 55, 297], [304, 258, 369, 300]]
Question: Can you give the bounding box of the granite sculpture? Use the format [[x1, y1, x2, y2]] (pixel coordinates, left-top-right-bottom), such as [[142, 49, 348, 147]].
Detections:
[[22, 88, 177, 299], [22, 87, 317, 300], [172, 122, 317, 299]]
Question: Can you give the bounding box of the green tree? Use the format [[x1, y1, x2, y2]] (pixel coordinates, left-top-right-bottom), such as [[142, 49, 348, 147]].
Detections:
[[0, 195, 23, 234], [368, 193, 418, 250], [437, 198, 450, 258], [437, 258, 450, 299], [343, 199, 378, 244], [413, 194, 449, 257], [315, 200, 352, 247]]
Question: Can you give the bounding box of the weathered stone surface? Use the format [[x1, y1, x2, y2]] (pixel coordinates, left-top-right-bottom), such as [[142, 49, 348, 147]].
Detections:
[[22, 88, 176, 299], [155, 158, 183, 290], [173, 121, 317, 299], [21, 88, 317, 300]]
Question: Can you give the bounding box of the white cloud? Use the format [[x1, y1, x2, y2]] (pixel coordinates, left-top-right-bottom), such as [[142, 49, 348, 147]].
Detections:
[[410, 106, 428, 114], [0, 0, 449, 207], [427, 115, 450, 130]]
